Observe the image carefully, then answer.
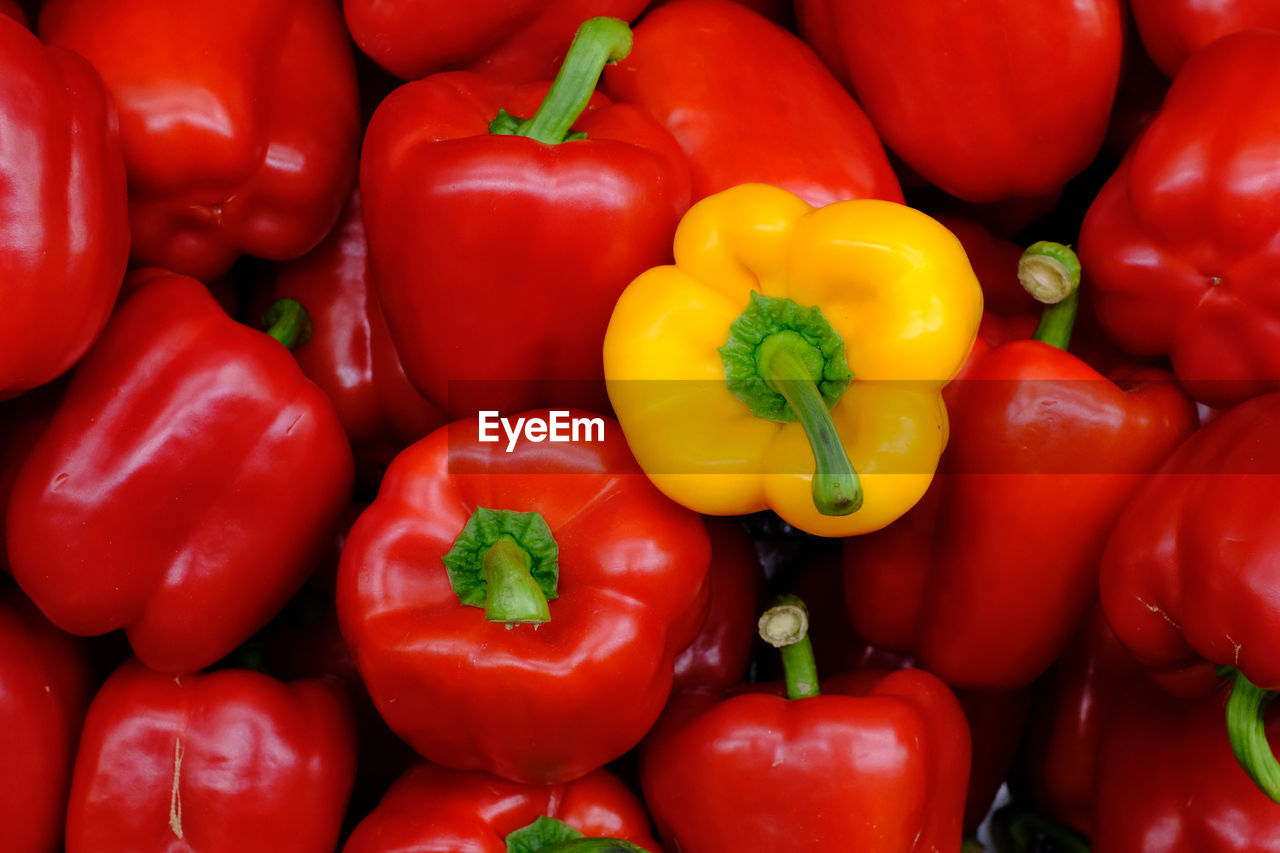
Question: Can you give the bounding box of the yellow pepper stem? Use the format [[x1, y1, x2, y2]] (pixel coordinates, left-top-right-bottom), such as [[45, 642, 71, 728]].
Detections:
[[756, 335, 862, 516]]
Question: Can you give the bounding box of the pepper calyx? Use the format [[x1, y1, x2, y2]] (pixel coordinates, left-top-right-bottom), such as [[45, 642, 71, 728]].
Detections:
[[442, 507, 559, 625], [720, 290, 852, 422]]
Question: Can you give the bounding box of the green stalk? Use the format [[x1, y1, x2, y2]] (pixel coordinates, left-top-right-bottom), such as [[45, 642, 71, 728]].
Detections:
[[758, 595, 820, 700], [538, 841, 650, 852], [482, 537, 550, 624], [261, 298, 312, 350], [1225, 667, 1280, 803], [490, 18, 631, 144], [756, 335, 861, 516], [1018, 241, 1081, 352]]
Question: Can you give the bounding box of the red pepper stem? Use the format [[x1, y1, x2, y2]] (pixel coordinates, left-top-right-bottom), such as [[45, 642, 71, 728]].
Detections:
[[261, 298, 313, 351], [991, 805, 1091, 853], [1225, 668, 1280, 803], [756, 335, 861, 516], [483, 537, 551, 625], [759, 595, 820, 700], [1019, 241, 1081, 351], [513, 17, 631, 145]]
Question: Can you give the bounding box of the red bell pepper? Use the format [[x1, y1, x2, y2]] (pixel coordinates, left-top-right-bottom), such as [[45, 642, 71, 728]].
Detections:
[[1100, 390, 1280, 801], [1080, 30, 1280, 408], [66, 660, 357, 853], [0, 0, 25, 25], [1129, 0, 1280, 77], [6, 269, 354, 673], [0, 382, 63, 574], [344, 0, 648, 83], [641, 596, 970, 852], [344, 762, 661, 852], [1021, 605, 1143, 837], [602, 0, 902, 208], [262, 191, 446, 480], [793, 0, 1123, 204], [0, 15, 128, 398], [336, 410, 710, 785], [361, 17, 691, 418], [782, 549, 1030, 838], [254, 504, 418, 831], [0, 586, 92, 853], [1093, 677, 1280, 852], [843, 245, 1198, 688], [671, 518, 765, 694], [39, 0, 360, 281]]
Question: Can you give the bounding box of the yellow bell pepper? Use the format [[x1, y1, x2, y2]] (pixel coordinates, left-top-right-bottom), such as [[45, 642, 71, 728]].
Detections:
[[603, 183, 982, 537]]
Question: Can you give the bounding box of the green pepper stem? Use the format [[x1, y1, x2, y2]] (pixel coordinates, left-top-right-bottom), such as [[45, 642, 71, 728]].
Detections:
[[483, 537, 551, 625], [759, 595, 820, 700], [261, 298, 312, 350], [1019, 241, 1082, 352], [991, 805, 1091, 853], [961, 841, 985, 853], [1032, 288, 1079, 352], [755, 335, 861, 516], [1225, 668, 1280, 803], [498, 17, 631, 145], [539, 841, 651, 853]]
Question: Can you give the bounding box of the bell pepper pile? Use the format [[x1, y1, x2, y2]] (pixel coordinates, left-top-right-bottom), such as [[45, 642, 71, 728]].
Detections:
[[7, 1, 1280, 851]]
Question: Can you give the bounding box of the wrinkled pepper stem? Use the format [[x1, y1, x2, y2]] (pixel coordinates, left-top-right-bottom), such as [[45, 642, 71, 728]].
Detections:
[[1224, 667, 1280, 803], [261, 298, 313, 350], [991, 805, 1091, 853], [442, 507, 560, 627], [489, 17, 632, 145], [756, 335, 861, 516], [759, 594, 820, 700], [483, 537, 550, 624], [1019, 241, 1081, 352]]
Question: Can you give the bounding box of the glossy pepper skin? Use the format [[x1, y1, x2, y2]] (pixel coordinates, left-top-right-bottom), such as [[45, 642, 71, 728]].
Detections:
[[7, 270, 354, 673], [1101, 392, 1280, 688], [264, 191, 446, 478], [671, 519, 764, 693], [39, 0, 360, 281], [344, 0, 647, 83], [344, 762, 661, 852], [642, 668, 970, 852], [1021, 606, 1143, 837], [1080, 30, 1280, 408], [604, 182, 982, 538], [603, 0, 902, 208], [843, 317, 1197, 687], [361, 25, 691, 418], [0, 15, 128, 398], [66, 661, 357, 853], [1129, 0, 1280, 77], [0, 383, 62, 573], [1093, 678, 1280, 852], [337, 412, 710, 785], [795, 0, 1122, 204], [0, 586, 92, 853]]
